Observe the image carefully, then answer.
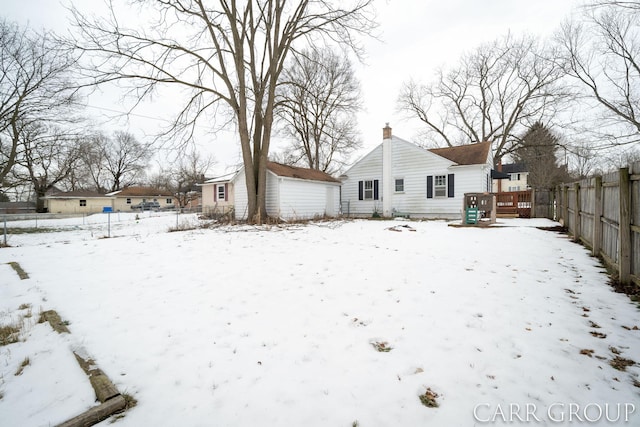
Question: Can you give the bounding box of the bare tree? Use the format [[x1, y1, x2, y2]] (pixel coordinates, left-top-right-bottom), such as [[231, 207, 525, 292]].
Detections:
[[559, 3, 640, 147], [69, 0, 375, 223], [171, 148, 215, 207], [277, 47, 362, 173], [76, 133, 110, 192], [398, 33, 570, 166], [565, 142, 600, 179], [103, 131, 151, 191], [14, 124, 81, 212], [0, 20, 77, 184]]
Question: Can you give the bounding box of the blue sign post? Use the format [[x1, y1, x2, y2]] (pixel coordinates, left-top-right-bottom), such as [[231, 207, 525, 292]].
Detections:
[[103, 207, 113, 237]]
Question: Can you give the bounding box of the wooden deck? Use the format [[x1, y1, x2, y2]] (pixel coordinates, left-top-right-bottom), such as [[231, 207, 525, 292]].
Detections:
[[496, 191, 532, 218]]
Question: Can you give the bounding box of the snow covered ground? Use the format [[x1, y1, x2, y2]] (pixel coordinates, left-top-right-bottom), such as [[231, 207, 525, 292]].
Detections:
[[1, 213, 639, 426]]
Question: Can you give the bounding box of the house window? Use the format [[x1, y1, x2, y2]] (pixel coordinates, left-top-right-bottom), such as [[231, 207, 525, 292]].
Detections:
[[358, 180, 379, 200], [434, 175, 447, 197], [217, 185, 226, 201], [395, 178, 404, 193], [166, 198, 173, 204], [510, 173, 521, 181], [364, 180, 374, 200], [126, 198, 131, 204], [79, 199, 87, 207]]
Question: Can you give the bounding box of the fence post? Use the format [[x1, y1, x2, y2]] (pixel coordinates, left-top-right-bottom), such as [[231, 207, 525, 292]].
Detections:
[[530, 189, 536, 218], [573, 182, 580, 241], [592, 176, 603, 258], [619, 167, 631, 285], [562, 185, 569, 227]]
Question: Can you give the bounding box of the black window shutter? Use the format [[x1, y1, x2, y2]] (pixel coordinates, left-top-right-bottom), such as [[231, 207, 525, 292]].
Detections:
[[358, 181, 363, 200], [373, 180, 379, 200], [213, 184, 217, 202], [224, 183, 228, 201], [448, 174, 455, 198], [426, 176, 433, 199]]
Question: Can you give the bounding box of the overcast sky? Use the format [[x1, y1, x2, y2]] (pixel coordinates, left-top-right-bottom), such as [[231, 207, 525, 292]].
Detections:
[[4, 0, 582, 174]]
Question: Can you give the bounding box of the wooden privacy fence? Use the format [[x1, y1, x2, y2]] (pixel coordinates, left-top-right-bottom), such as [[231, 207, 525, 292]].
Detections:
[[555, 161, 640, 287]]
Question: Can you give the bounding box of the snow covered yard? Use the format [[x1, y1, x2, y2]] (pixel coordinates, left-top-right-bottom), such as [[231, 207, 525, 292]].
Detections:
[[1, 214, 639, 426]]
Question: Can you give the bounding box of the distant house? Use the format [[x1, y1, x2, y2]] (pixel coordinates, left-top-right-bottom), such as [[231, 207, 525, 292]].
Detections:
[[200, 171, 237, 216], [492, 163, 529, 192], [107, 186, 175, 211], [43, 190, 111, 214], [340, 125, 494, 219], [232, 161, 341, 221]]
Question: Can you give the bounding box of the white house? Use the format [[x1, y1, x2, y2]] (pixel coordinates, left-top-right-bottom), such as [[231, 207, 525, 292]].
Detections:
[[340, 125, 494, 219], [492, 163, 529, 192], [232, 161, 341, 220]]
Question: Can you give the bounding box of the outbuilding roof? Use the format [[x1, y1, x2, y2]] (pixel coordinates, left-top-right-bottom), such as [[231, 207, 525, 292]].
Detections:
[[267, 161, 340, 183]]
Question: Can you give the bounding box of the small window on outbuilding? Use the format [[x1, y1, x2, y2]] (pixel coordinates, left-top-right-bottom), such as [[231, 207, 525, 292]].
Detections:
[[79, 199, 87, 207], [126, 198, 131, 204], [217, 185, 225, 201], [166, 198, 173, 204]]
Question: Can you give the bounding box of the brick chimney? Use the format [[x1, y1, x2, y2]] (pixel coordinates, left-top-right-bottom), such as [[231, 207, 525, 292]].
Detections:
[[383, 123, 392, 140]]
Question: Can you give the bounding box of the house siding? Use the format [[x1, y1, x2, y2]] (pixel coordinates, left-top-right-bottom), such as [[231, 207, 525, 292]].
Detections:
[[265, 172, 280, 216], [201, 182, 234, 210], [47, 198, 111, 214], [389, 140, 454, 217], [233, 173, 250, 220], [233, 168, 339, 220], [342, 137, 493, 219], [340, 145, 383, 216], [278, 178, 340, 219]]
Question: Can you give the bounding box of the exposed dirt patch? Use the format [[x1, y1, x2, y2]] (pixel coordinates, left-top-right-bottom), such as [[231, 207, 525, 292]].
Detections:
[[419, 388, 440, 408], [8, 262, 29, 280], [371, 341, 392, 352], [608, 277, 640, 299], [0, 323, 21, 346], [610, 356, 636, 372]]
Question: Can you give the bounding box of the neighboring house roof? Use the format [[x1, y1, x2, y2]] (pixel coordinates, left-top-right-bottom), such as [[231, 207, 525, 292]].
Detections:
[[106, 186, 173, 197], [501, 163, 528, 174], [266, 161, 340, 183], [44, 190, 108, 199], [429, 141, 492, 165], [202, 171, 239, 184], [491, 169, 510, 179]]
